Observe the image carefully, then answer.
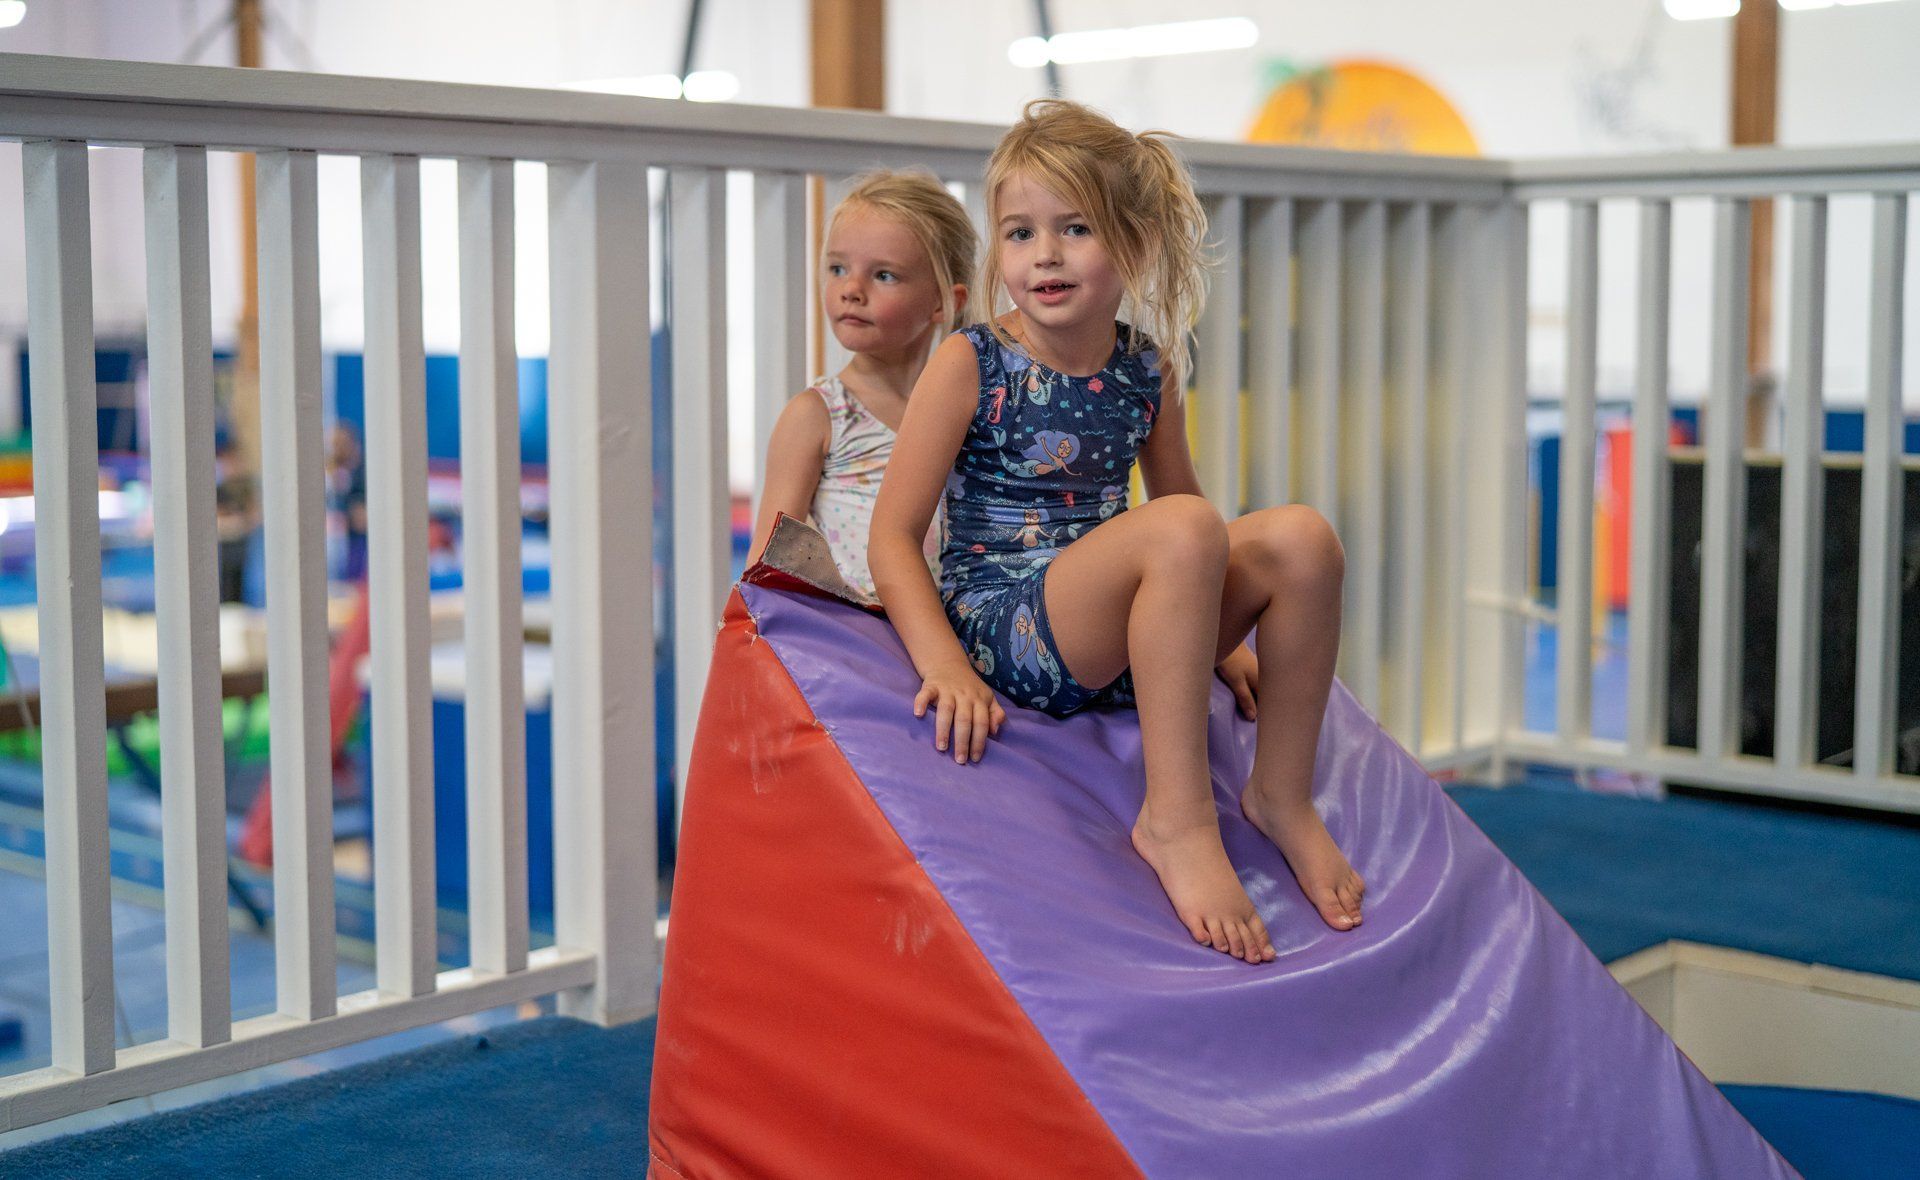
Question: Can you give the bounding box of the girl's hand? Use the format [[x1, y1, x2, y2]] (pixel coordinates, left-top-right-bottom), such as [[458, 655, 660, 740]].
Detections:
[[912, 659, 1007, 764], [1217, 646, 1259, 720]]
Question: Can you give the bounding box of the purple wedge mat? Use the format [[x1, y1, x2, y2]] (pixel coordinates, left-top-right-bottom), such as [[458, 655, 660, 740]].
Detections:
[[739, 583, 1798, 1179]]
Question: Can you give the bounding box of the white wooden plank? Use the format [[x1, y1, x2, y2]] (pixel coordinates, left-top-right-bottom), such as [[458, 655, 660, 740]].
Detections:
[[143, 143, 231, 1047], [1386, 201, 1431, 750], [255, 148, 337, 1021], [546, 159, 657, 1025], [456, 156, 529, 977], [1244, 197, 1293, 510], [1296, 199, 1342, 528], [1341, 199, 1387, 711], [22, 137, 115, 1076], [1425, 202, 1471, 753], [821, 174, 855, 377], [1627, 199, 1674, 758], [668, 166, 730, 832], [0, 948, 595, 1132], [1774, 195, 1827, 773], [1196, 194, 1244, 513], [1854, 193, 1907, 782], [752, 170, 809, 525], [361, 153, 436, 997], [1697, 198, 1752, 762], [1464, 200, 1531, 761], [1557, 200, 1600, 743], [1500, 736, 1920, 814]]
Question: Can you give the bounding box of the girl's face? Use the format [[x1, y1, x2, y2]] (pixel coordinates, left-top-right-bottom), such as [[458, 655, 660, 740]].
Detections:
[[995, 171, 1123, 335], [822, 206, 950, 357]]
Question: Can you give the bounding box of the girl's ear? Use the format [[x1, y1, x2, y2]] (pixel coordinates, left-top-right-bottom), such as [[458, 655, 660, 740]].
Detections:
[[945, 283, 969, 327]]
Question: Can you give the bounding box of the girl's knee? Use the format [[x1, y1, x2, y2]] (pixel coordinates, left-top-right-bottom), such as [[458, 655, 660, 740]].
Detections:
[[1238, 505, 1344, 589], [1142, 494, 1229, 567]]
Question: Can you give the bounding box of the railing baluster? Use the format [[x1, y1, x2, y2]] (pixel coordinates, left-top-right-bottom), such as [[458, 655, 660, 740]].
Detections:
[[1244, 198, 1293, 511], [1426, 203, 1471, 752], [144, 144, 232, 1046], [1386, 201, 1431, 751], [457, 157, 529, 977], [1476, 200, 1532, 758], [1627, 200, 1675, 759], [753, 171, 809, 524], [820, 175, 855, 377], [669, 166, 730, 830], [23, 138, 115, 1075], [1854, 193, 1907, 783], [1342, 200, 1387, 711], [362, 153, 437, 997], [1774, 196, 1827, 774], [256, 148, 337, 1020], [1557, 200, 1600, 744], [1697, 198, 1753, 762], [1196, 194, 1244, 512], [1297, 199, 1342, 529], [546, 159, 657, 1024]]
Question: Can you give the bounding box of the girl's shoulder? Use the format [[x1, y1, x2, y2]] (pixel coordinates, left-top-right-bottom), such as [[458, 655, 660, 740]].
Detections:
[[950, 323, 1021, 391], [804, 374, 845, 412]]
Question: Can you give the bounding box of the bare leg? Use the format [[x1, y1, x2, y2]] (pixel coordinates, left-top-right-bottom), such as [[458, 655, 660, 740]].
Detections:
[[1044, 494, 1275, 963], [1214, 506, 1365, 931]]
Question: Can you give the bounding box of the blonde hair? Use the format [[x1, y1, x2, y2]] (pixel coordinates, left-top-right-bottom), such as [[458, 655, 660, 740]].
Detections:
[[827, 169, 978, 334], [979, 99, 1210, 391]]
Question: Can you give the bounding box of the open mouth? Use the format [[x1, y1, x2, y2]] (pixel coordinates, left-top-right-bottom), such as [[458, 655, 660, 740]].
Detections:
[[1031, 281, 1076, 296]]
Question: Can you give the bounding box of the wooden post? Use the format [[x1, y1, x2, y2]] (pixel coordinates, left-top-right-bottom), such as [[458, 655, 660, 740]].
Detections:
[[1732, 0, 1777, 446], [807, 0, 885, 371], [232, 0, 264, 480]]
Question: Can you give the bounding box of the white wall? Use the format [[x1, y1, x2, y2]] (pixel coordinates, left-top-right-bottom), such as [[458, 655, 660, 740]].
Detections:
[[1, 0, 1915, 469]]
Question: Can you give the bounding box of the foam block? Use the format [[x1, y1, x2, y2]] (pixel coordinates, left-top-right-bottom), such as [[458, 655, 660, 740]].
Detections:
[[649, 573, 1797, 1178]]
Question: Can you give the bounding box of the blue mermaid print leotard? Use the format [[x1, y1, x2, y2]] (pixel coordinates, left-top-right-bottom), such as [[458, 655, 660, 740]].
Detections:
[[939, 322, 1161, 717]]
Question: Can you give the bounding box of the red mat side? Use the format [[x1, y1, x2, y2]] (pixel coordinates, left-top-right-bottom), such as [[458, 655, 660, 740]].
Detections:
[[648, 591, 1142, 1180]]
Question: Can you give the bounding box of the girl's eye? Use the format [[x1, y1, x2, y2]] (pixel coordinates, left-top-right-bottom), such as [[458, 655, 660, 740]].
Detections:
[[875, 270, 898, 283], [1007, 227, 1034, 242], [1065, 223, 1091, 237], [826, 263, 846, 276]]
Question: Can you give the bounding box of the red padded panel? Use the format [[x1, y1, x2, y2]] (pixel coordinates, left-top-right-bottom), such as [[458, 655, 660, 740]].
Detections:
[[648, 591, 1142, 1180]]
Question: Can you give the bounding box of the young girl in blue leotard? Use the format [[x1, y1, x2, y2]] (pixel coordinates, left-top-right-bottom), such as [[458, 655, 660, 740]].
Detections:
[[871, 100, 1363, 964]]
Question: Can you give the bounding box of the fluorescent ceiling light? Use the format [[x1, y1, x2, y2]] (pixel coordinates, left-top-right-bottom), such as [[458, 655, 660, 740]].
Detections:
[[569, 74, 685, 99], [1836, 0, 1902, 6], [567, 72, 738, 102], [1008, 17, 1259, 68], [1778, 0, 1833, 9], [0, 1, 26, 30], [681, 70, 740, 102], [1663, 0, 1740, 16]]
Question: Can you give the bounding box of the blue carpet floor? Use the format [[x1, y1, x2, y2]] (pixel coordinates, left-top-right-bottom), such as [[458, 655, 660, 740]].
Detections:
[[1448, 784, 1920, 979], [5, 1014, 1916, 1179], [2, 1017, 657, 1179]]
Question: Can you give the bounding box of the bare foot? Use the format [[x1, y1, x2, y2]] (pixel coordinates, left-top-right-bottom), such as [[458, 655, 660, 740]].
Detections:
[[1240, 787, 1365, 932], [1131, 807, 1276, 963]]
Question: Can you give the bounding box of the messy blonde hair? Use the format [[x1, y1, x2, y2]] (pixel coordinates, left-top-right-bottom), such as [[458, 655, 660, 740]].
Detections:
[[828, 169, 978, 334], [979, 99, 1210, 393]]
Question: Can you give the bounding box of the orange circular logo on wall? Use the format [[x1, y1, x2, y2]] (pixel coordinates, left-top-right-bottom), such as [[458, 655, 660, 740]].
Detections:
[[1248, 60, 1479, 157]]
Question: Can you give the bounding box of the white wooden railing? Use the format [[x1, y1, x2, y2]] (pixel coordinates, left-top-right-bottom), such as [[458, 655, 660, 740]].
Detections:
[[0, 52, 1911, 1131]]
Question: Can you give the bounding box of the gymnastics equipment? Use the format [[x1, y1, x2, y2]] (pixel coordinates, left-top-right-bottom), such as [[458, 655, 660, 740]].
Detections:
[[648, 524, 1796, 1178]]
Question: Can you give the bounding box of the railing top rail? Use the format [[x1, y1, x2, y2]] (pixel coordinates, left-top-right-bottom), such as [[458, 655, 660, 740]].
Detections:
[[1510, 141, 1920, 199], [0, 52, 1506, 200]]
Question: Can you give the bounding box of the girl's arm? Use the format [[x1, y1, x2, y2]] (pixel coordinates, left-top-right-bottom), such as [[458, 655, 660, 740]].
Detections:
[[745, 389, 830, 568], [871, 333, 1006, 763], [1136, 377, 1206, 500]]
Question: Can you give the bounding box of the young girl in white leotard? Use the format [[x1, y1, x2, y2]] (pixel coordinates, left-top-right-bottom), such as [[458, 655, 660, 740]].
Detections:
[[748, 171, 977, 598]]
